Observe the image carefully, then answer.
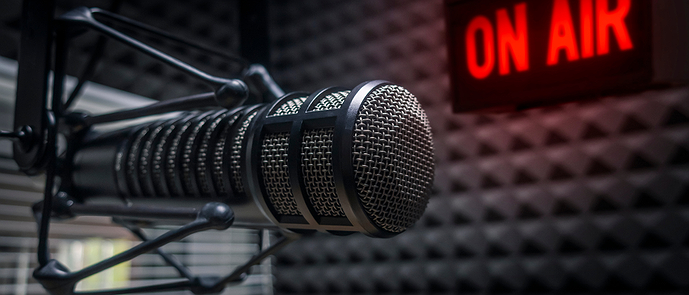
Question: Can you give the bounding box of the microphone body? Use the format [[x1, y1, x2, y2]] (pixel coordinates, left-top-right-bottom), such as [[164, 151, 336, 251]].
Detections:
[[70, 81, 434, 237]]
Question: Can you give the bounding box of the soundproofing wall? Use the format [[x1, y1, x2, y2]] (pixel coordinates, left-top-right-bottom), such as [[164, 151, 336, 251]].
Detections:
[[268, 0, 689, 294]]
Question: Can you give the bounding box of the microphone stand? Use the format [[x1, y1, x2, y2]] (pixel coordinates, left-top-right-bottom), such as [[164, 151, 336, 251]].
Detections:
[[2, 2, 299, 294], [32, 195, 298, 295]]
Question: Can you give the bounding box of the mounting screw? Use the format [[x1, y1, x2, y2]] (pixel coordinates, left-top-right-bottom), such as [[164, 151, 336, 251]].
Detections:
[[199, 202, 234, 230], [0, 125, 35, 152], [15, 125, 36, 152]]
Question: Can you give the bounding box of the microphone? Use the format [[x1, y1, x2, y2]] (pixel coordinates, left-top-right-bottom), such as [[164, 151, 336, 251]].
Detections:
[[70, 81, 435, 238]]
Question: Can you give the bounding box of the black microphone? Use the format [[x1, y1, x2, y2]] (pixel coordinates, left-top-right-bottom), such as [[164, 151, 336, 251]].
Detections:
[[70, 81, 434, 238]]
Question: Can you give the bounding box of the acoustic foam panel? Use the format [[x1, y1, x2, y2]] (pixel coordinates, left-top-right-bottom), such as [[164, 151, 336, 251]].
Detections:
[[268, 0, 689, 294]]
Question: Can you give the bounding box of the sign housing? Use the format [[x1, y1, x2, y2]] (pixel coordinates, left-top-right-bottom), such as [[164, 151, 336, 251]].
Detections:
[[445, 0, 689, 112]]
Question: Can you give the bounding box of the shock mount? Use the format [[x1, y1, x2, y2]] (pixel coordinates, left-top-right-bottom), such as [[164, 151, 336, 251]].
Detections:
[[3, 1, 299, 294]]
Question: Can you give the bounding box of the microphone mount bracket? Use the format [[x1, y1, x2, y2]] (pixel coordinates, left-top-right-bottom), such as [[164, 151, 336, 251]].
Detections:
[[12, 3, 284, 173], [32, 193, 299, 295], [10, 1, 298, 294]]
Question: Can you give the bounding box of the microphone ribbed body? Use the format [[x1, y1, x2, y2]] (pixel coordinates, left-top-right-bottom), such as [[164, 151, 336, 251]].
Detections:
[[120, 109, 249, 199], [71, 81, 434, 237]]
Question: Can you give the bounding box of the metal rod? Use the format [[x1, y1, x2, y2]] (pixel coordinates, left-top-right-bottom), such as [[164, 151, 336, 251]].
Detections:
[[57, 7, 238, 89], [0, 130, 18, 139], [67, 202, 233, 282], [70, 218, 207, 281], [57, 7, 250, 125], [243, 64, 285, 101], [75, 280, 192, 295], [63, 36, 107, 111], [36, 29, 68, 266], [68, 203, 199, 220], [36, 112, 56, 266], [52, 27, 68, 118], [83, 92, 216, 125], [64, 0, 125, 111], [213, 234, 298, 288], [90, 8, 249, 69], [127, 227, 195, 280], [0, 126, 34, 150]]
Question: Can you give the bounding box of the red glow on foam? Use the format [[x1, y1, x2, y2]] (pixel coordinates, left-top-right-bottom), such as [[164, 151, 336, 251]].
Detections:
[[466, 15, 495, 79], [497, 3, 529, 75], [547, 0, 579, 65], [597, 0, 633, 55]]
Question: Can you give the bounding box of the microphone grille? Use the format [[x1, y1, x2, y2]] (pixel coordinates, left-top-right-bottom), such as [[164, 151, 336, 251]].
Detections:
[[310, 90, 350, 112], [301, 127, 346, 217], [352, 84, 434, 233], [241, 81, 434, 236], [261, 132, 301, 216], [270, 96, 308, 116]]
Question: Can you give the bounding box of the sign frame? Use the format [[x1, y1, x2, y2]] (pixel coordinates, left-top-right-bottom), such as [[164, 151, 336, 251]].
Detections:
[[445, 0, 689, 112]]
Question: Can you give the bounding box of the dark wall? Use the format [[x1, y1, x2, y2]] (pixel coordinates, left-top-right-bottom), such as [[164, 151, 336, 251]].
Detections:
[[269, 0, 689, 294]]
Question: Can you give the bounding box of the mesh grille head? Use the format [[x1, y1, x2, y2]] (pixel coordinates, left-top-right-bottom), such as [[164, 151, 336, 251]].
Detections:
[[310, 90, 350, 112], [261, 132, 301, 216], [352, 84, 434, 233], [270, 96, 307, 116], [231, 111, 258, 194], [301, 128, 345, 217]]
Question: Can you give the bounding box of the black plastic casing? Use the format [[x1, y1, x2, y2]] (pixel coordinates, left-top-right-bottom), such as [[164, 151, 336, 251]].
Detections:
[[71, 106, 275, 229]]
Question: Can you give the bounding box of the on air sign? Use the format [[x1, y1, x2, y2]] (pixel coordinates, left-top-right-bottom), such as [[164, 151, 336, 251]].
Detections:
[[445, 0, 689, 112]]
